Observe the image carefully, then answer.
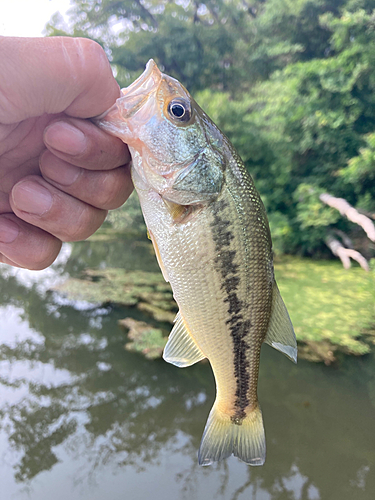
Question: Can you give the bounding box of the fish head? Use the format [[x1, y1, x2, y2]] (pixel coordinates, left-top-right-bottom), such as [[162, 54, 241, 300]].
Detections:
[[97, 60, 225, 205]]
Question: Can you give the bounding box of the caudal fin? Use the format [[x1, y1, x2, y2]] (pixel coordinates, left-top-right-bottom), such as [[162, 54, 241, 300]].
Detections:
[[198, 403, 266, 466]]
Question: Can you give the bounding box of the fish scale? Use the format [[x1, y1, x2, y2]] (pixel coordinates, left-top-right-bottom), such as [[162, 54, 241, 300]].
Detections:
[[97, 59, 297, 466]]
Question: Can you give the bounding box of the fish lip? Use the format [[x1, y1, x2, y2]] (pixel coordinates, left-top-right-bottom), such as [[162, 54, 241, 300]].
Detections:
[[120, 59, 159, 97], [94, 59, 161, 125]]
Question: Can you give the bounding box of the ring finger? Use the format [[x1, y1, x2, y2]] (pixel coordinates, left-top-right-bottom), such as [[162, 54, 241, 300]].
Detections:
[[10, 175, 108, 242]]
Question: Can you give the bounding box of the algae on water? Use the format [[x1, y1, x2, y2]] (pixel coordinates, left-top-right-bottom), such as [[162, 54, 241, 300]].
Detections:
[[53, 255, 375, 364], [119, 318, 167, 359], [53, 268, 177, 323]]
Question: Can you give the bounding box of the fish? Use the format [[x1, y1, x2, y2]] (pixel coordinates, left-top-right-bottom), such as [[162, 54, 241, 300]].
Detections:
[[96, 60, 297, 466]]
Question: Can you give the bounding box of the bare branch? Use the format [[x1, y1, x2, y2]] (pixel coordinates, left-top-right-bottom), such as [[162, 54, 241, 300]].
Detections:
[[332, 228, 353, 249], [320, 193, 375, 242], [325, 235, 369, 271], [357, 208, 375, 220]]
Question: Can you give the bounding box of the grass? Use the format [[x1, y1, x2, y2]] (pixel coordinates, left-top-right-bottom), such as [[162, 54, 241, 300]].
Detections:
[[275, 256, 375, 362]]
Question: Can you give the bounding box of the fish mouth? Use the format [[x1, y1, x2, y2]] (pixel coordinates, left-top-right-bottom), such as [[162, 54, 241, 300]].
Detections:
[[94, 59, 162, 139], [121, 59, 161, 100]]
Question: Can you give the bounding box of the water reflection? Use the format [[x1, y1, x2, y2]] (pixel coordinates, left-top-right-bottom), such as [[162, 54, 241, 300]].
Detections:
[[0, 240, 374, 500]]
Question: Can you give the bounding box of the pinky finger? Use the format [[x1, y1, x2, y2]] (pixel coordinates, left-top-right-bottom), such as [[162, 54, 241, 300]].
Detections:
[[0, 214, 62, 270]]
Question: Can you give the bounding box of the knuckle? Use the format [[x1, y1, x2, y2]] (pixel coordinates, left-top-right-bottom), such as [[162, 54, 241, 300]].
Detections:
[[30, 239, 62, 270], [80, 37, 106, 59], [72, 37, 105, 66], [95, 171, 126, 209], [76, 38, 112, 83], [60, 205, 106, 242]]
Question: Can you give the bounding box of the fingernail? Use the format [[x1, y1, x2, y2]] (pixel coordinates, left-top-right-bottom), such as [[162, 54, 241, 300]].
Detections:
[[12, 181, 53, 215], [42, 154, 81, 186], [0, 217, 19, 243], [44, 121, 87, 156]]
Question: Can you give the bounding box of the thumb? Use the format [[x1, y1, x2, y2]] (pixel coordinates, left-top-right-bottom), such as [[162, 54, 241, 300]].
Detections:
[[0, 36, 120, 124]]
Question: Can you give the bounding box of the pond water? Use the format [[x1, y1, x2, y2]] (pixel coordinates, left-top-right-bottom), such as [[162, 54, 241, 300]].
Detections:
[[0, 237, 374, 500]]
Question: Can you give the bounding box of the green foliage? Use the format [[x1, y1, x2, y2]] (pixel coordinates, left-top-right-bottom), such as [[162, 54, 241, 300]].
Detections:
[[340, 132, 375, 204], [120, 318, 167, 359], [46, 0, 350, 93], [46, 0, 375, 256], [268, 211, 293, 255], [294, 184, 339, 227], [294, 184, 340, 246]]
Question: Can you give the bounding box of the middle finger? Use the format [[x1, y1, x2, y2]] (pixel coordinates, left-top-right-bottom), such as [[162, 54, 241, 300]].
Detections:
[[40, 150, 133, 210]]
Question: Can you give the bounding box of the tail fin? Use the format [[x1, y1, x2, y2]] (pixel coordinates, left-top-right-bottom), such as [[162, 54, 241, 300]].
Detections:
[[198, 403, 266, 466]]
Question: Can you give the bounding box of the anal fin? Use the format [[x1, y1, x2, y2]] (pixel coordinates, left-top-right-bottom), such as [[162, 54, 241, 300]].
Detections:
[[264, 283, 297, 363], [163, 311, 206, 367]]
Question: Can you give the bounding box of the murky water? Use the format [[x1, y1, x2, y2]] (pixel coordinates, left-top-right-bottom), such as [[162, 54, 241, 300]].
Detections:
[[0, 237, 374, 500]]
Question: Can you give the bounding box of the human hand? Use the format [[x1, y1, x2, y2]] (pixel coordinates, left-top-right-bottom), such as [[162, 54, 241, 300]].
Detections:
[[0, 36, 132, 269]]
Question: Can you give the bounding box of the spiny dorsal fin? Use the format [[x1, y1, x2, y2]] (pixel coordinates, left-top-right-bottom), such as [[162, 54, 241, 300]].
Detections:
[[163, 311, 206, 367], [264, 283, 297, 363]]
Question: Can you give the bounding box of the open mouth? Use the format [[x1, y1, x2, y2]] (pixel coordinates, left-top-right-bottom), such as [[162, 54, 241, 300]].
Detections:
[[120, 59, 161, 98], [94, 60, 162, 136]]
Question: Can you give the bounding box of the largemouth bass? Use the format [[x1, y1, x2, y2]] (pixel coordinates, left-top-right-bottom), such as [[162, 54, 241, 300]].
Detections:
[[97, 60, 297, 466]]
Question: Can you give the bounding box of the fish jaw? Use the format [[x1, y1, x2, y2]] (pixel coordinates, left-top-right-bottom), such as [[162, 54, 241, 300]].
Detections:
[[95, 59, 162, 144]]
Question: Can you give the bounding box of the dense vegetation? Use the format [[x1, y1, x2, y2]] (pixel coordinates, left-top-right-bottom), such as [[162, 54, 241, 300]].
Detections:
[[47, 0, 375, 258]]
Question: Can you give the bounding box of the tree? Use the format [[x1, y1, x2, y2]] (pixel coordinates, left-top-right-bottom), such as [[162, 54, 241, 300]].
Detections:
[[47, 0, 347, 92], [46, 1, 375, 264], [197, 7, 375, 261]]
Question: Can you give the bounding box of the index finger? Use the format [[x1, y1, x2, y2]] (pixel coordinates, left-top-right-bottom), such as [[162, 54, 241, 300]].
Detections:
[[43, 117, 131, 170], [0, 36, 120, 124]]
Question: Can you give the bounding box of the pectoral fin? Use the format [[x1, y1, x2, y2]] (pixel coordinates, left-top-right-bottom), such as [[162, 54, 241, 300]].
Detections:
[[264, 284, 297, 363], [163, 311, 206, 367], [163, 199, 201, 224], [163, 200, 189, 222]]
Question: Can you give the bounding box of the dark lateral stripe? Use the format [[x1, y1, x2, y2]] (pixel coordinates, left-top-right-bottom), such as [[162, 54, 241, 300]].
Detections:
[[210, 198, 250, 423]]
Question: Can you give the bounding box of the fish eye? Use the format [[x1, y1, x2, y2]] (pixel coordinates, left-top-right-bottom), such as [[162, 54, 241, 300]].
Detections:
[[171, 103, 185, 118], [167, 99, 191, 123]]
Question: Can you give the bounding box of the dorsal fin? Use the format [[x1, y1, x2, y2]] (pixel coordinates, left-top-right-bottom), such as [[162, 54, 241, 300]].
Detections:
[[163, 311, 206, 367], [264, 284, 297, 363]]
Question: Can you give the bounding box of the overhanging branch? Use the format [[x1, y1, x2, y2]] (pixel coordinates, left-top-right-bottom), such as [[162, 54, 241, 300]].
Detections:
[[320, 193, 375, 242], [325, 235, 369, 271]]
